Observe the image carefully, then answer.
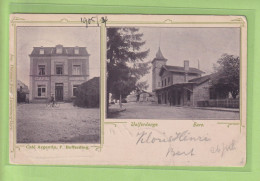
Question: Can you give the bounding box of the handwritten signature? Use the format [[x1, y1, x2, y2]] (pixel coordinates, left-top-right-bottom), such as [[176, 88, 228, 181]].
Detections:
[[210, 140, 236, 157], [136, 130, 211, 145], [166, 146, 195, 157]]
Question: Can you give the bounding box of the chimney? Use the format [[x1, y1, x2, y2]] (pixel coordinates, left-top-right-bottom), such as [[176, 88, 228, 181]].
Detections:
[[184, 60, 189, 71], [184, 60, 189, 82]]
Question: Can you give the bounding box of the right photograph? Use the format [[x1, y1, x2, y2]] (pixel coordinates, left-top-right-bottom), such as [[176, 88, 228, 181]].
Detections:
[[106, 27, 240, 120]]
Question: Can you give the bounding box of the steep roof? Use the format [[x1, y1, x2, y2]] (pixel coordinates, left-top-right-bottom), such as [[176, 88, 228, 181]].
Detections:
[[152, 47, 167, 63], [30, 46, 89, 57], [160, 65, 205, 75], [155, 47, 166, 60]]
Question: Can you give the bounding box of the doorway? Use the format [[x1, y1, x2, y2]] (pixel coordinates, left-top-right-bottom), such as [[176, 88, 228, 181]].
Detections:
[[177, 90, 181, 105], [55, 83, 63, 101]]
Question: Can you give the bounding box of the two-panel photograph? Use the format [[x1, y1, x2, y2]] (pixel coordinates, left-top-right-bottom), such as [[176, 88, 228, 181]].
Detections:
[[9, 15, 246, 167], [16, 26, 240, 144]]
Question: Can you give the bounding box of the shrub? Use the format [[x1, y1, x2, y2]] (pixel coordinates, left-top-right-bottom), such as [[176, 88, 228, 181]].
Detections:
[[17, 91, 26, 103], [74, 77, 100, 108]]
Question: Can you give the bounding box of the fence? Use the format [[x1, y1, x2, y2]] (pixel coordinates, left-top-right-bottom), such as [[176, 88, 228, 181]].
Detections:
[[197, 99, 239, 108]]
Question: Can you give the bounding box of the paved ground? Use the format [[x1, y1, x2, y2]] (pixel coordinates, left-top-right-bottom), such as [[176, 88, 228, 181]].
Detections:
[[17, 103, 100, 143], [108, 102, 239, 120]]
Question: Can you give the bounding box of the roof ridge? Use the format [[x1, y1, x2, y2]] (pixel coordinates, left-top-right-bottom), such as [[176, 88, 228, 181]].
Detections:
[[165, 65, 201, 70]]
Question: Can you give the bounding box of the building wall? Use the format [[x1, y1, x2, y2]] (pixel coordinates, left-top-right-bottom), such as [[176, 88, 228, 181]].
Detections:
[[30, 57, 51, 102], [33, 79, 51, 103], [31, 57, 51, 76], [51, 56, 68, 75], [68, 57, 89, 76], [183, 88, 191, 106], [51, 76, 69, 101], [193, 81, 210, 106], [160, 71, 200, 88], [30, 54, 89, 102], [172, 73, 185, 84], [152, 60, 166, 91], [161, 71, 173, 87]]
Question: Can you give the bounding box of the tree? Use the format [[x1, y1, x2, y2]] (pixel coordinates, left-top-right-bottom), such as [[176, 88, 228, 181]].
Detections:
[[212, 54, 240, 99], [107, 28, 150, 109]]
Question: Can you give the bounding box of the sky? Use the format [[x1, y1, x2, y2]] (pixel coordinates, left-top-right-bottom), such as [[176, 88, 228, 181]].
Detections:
[[17, 26, 100, 86], [138, 27, 240, 91], [17, 26, 240, 92]]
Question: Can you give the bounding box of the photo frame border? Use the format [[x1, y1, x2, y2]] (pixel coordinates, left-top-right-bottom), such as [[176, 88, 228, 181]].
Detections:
[[9, 14, 247, 167]]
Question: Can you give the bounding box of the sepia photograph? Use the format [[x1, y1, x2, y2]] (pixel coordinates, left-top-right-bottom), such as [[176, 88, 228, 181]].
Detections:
[[16, 26, 101, 143], [9, 14, 247, 167], [106, 27, 240, 120]]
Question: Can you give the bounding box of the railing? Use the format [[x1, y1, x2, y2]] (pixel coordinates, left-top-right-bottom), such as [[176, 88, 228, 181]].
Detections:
[[197, 99, 239, 108]]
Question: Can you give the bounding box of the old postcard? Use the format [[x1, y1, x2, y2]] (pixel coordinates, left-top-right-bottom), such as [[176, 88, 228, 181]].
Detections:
[[9, 14, 247, 166]]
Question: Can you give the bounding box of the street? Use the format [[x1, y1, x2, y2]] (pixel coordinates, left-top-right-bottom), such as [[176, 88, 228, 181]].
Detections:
[[17, 103, 100, 143], [108, 102, 239, 120]]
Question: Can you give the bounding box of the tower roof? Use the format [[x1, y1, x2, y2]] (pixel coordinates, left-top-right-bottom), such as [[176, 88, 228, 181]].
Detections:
[[155, 47, 166, 60], [152, 47, 167, 63]]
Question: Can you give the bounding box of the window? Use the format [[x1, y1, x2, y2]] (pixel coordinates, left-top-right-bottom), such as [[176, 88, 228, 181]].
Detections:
[[73, 65, 81, 75], [164, 79, 167, 86], [168, 77, 170, 85], [74, 47, 79, 54], [37, 85, 46, 97], [40, 49, 44, 54], [56, 47, 62, 54], [73, 85, 79, 96], [161, 80, 163, 87], [56, 65, 63, 75], [38, 65, 45, 75], [158, 82, 160, 87]]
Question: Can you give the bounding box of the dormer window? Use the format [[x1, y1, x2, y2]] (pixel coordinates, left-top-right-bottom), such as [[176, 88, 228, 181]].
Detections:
[[74, 46, 79, 54], [39, 47, 44, 54], [56, 45, 63, 54]]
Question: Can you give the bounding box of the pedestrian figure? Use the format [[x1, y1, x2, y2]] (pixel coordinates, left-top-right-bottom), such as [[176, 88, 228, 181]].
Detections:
[[50, 94, 55, 107]]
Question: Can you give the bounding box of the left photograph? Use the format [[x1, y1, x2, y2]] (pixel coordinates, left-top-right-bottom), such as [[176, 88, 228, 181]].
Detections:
[[16, 26, 100, 143]]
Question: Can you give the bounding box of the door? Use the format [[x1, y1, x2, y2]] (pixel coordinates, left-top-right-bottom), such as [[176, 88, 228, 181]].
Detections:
[[55, 83, 63, 101]]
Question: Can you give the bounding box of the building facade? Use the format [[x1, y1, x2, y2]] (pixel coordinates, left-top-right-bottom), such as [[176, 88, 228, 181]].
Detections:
[[29, 45, 89, 102], [152, 47, 222, 107]]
